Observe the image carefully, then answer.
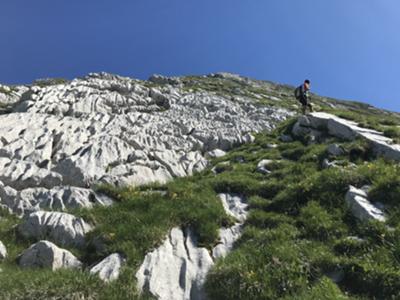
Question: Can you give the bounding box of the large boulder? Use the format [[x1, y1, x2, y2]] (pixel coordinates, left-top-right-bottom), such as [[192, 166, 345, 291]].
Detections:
[[18, 211, 92, 248], [304, 113, 400, 161], [19, 240, 81, 270], [136, 227, 214, 300], [136, 193, 249, 300], [90, 253, 125, 283]]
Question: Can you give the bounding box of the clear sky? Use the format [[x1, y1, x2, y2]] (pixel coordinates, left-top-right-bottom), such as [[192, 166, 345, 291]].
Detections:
[[1, 1, 399, 111]]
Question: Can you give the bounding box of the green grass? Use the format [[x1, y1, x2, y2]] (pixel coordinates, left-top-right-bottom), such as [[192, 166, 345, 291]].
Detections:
[[205, 126, 400, 299]]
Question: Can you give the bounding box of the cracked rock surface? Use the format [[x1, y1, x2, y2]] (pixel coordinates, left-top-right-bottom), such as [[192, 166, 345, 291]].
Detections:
[[18, 211, 92, 248], [136, 193, 248, 300]]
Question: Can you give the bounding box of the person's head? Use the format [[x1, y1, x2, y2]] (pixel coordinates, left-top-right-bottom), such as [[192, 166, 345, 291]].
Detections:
[[304, 79, 310, 90]]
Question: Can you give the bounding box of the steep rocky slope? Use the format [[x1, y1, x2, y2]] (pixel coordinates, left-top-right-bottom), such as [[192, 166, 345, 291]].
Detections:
[[0, 72, 400, 299]]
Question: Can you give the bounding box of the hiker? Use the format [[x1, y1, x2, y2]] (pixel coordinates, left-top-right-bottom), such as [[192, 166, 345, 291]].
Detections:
[[294, 79, 313, 114]]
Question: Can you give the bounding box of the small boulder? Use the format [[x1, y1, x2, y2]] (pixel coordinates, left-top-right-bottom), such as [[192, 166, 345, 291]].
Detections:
[[211, 161, 230, 174], [256, 159, 274, 175], [19, 240, 82, 270], [327, 144, 344, 156], [206, 149, 226, 159], [90, 253, 126, 283], [279, 134, 293, 142], [243, 133, 255, 143], [345, 185, 386, 222], [0, 241, 7, 260], [266, 143, 278, 149]]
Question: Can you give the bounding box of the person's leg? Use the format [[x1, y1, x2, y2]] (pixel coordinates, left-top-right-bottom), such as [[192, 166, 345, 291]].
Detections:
[[308, 103, 313, 112], [302, 104, 306, 115]]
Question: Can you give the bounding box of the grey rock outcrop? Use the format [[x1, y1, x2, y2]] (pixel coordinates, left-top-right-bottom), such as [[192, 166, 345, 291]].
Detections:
[[293, 112, 400, 161], [0, 73, 292, 192], [136, 227, 214, 300], [18, 211, 92, 247], [90, 253, 125, 283], [0, 241, 7, 260], [19, 240, 82, 270], [212, 224, 243, 259], [136, 193, 248, 300], [345, 185, 386, 222], [0, 182, 112, 216]]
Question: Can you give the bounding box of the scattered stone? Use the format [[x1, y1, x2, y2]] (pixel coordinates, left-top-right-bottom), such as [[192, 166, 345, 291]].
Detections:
[[206, 149, 226, 159], [326, 268, 345, 283], [266, 143, 278, 149], [322, 159, 336, 169], [327, 144, 344, 156], [19, 240, 81, 270], [234, 156, 246, 163], [256, 159, 274, 174], [18, 211, 92, 248], [0, 241, 7, 260], [148, 74, 181, 85], [279, 134, 293, 142], [345, 185, 386, 222], [90, 253, 125, 283], [346, 236, 365, 243], [211, 161, 230, 174]]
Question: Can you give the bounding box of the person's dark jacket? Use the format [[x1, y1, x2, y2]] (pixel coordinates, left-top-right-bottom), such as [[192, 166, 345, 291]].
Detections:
[[296, 85, 310, 105]]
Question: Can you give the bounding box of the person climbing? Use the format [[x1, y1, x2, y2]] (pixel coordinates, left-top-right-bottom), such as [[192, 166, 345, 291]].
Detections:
[[294, 79, 313, 114]]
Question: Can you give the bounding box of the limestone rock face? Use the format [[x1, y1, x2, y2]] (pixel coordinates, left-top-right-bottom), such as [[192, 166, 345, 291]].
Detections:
[[0, 241, 7, 260], [345, 185, 386, 222], [0, 73, 292, 193], [19, 240, 82, 270], [18, 211, 92, 247], [90, 253, 126, 283]]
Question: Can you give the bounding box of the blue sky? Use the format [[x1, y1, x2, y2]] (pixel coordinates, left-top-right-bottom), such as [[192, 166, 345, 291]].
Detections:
[[1, 1, 399, 111]]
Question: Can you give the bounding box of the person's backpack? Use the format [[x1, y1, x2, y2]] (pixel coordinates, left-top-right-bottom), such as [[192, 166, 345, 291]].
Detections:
[[294, 85, 302, 100]]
